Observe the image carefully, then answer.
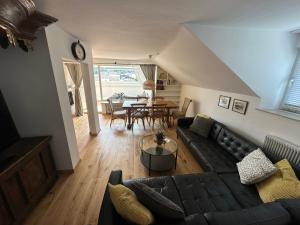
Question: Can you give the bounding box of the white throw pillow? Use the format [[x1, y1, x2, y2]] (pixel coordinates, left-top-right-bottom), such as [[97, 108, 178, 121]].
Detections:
[[237, 148, 277, 185]]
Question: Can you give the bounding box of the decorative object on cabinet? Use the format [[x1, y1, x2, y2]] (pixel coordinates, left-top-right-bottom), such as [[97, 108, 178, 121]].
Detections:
[[232, 99, 249, 115], [0, 0, 57, 51], [218, 95, 231, 109]]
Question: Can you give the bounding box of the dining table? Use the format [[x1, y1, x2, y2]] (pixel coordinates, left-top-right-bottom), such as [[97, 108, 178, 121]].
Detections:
[[122, 99, 178, 129]]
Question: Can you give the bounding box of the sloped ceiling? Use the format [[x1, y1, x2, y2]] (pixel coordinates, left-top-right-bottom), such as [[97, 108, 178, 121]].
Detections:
[[185, 24, 298, 107], [36, 0, 300, 59], [154, 27, 256, 96], [36, 0, 300, 98]]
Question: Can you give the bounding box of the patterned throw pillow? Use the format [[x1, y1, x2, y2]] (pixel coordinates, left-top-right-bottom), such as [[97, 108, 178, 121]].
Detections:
[[256, 159, 300, 203], [237, 148, 277, 185], [108, 183, 154, 225]]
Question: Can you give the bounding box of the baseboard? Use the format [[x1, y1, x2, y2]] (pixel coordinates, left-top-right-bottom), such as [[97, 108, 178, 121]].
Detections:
[[57, 159, 81, 174]]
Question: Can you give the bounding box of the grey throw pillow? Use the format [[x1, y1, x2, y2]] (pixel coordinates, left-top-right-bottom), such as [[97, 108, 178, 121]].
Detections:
[[127, 182, 185, 219], [237, 148, 277, 185], [189, 114, 214, 138]]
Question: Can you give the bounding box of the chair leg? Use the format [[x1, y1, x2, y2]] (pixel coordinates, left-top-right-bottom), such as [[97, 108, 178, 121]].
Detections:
[[131, 118, 134, 132], [142, 118, 145, 130], [110, 118, 113, 127]]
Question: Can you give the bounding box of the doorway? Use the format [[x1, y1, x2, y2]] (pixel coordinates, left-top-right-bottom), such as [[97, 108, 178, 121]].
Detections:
[[63, 61, 91, 157]]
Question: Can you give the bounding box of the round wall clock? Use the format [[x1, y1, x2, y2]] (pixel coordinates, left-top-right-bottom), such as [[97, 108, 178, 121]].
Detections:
[[71, 41, 86, 61]]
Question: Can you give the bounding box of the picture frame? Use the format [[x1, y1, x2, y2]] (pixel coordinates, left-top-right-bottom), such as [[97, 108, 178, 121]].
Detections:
[[232, 99, 248, 115], [218, 95, 231, 109]]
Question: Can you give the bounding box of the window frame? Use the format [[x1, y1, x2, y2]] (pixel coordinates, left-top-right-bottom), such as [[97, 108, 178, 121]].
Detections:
[[97, 65, 143, 84], [281, 50, 300, 114]]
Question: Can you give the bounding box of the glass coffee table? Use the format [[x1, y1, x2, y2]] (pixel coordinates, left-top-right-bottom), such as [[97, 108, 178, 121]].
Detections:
[[139, 134, 178, 175]]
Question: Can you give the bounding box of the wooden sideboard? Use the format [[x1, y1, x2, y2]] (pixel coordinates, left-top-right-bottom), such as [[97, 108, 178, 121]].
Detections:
[[0, 136, 57, 225]]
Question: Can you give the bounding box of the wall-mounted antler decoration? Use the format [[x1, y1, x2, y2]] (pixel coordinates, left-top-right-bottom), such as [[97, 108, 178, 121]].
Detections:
[[0, 0, 57, 52]]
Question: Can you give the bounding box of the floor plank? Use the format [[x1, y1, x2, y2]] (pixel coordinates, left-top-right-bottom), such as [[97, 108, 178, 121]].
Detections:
[[22, 114, 202, 225]]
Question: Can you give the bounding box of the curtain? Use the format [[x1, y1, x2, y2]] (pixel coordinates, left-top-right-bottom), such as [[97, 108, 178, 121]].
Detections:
[[140, 64, 155, 81], [66, 63, 83, 116]]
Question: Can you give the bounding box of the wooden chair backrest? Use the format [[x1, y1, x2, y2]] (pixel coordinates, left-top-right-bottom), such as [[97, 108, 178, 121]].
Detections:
[[181, 98, 192, 115], [151, 103, 167, 116], [130, 103, 147, 115], [107, 98, 114, 114]]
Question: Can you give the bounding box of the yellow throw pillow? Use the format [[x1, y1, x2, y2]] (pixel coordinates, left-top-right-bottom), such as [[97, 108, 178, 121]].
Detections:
[[256, 159, 300, 203], [108, 183, 154, 225]]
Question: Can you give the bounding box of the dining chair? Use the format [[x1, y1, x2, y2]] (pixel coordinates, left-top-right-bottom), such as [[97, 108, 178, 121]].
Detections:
[[171, 97, 192, 125], [107, 98, 127, 127], [130, 103, 148, 131], [149, 103, 167, 129]]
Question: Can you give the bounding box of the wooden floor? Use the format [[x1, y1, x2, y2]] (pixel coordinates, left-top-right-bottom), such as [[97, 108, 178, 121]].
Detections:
[[22, 114, 202, 225]]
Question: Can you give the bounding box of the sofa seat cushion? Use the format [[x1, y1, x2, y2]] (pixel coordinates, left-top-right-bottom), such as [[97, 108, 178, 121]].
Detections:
[[278, 199, 300, 225], [189, 141, 238, 173], [123, 176, 183, 210], [204, 202, 291, 225], [172, 173, 241, 215], [177, 127, 202, 144], [219, 173, 262, 208]]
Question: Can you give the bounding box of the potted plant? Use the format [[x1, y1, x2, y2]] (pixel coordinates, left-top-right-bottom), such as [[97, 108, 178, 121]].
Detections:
[[154, 129, 166, 153]]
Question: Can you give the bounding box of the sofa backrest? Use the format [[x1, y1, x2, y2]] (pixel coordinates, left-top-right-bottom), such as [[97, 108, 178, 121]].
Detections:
[[262, 136, 300, 179], [217, 128, 257, 161], [209, 121, 224, 140]]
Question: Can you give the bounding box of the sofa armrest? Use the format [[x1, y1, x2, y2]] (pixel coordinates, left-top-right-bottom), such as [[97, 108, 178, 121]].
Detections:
[[177, 117, 194, 128], [98, 170, 123, 225]]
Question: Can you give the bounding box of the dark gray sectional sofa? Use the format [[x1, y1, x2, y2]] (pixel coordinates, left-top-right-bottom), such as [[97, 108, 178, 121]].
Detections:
[[176, 117, 258, 173], [98, 117, 300, 225]]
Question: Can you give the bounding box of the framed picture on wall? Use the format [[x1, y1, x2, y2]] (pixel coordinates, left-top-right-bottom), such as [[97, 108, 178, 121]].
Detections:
[[232, 99, 248, 115], [218, 95, 231, 109]]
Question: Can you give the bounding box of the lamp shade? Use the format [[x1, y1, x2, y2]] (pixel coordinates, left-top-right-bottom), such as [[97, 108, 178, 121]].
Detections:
[[143, 80, 155, 90]]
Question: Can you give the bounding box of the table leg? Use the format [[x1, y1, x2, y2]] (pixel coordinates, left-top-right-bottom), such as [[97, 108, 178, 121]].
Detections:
[[175, 150, 178, 170], [167, 108, 171, 128], [148, 155, 151, 176], [127, 108, 132, 129]]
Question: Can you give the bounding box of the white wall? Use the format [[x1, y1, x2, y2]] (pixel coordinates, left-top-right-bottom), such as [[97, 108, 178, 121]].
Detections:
[[0, 31, 74, 170], [154, 27, 256, 96], [186, 24, 298, 109], [45, 24, 100, 168], [181, 85, 300, 146]]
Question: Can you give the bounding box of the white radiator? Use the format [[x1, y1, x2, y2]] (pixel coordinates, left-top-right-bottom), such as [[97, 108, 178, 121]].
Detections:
[[263, 135, 300, 165]]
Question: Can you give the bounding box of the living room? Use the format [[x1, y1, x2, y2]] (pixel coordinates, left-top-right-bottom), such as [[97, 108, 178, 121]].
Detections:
[[0, 1, 300, 225]]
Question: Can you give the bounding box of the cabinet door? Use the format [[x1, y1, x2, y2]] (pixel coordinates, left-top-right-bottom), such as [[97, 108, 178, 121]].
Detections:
[[40, 147, 56, 179], [19, 156, 46, 200], [0, 190, 13, 225], [2, 175, 27, 217]]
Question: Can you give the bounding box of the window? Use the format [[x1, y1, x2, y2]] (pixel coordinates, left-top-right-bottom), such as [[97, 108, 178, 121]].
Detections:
[[93, 64, 146, 100], [99, 65, 141, 83], [282, 51, 300, 113]]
